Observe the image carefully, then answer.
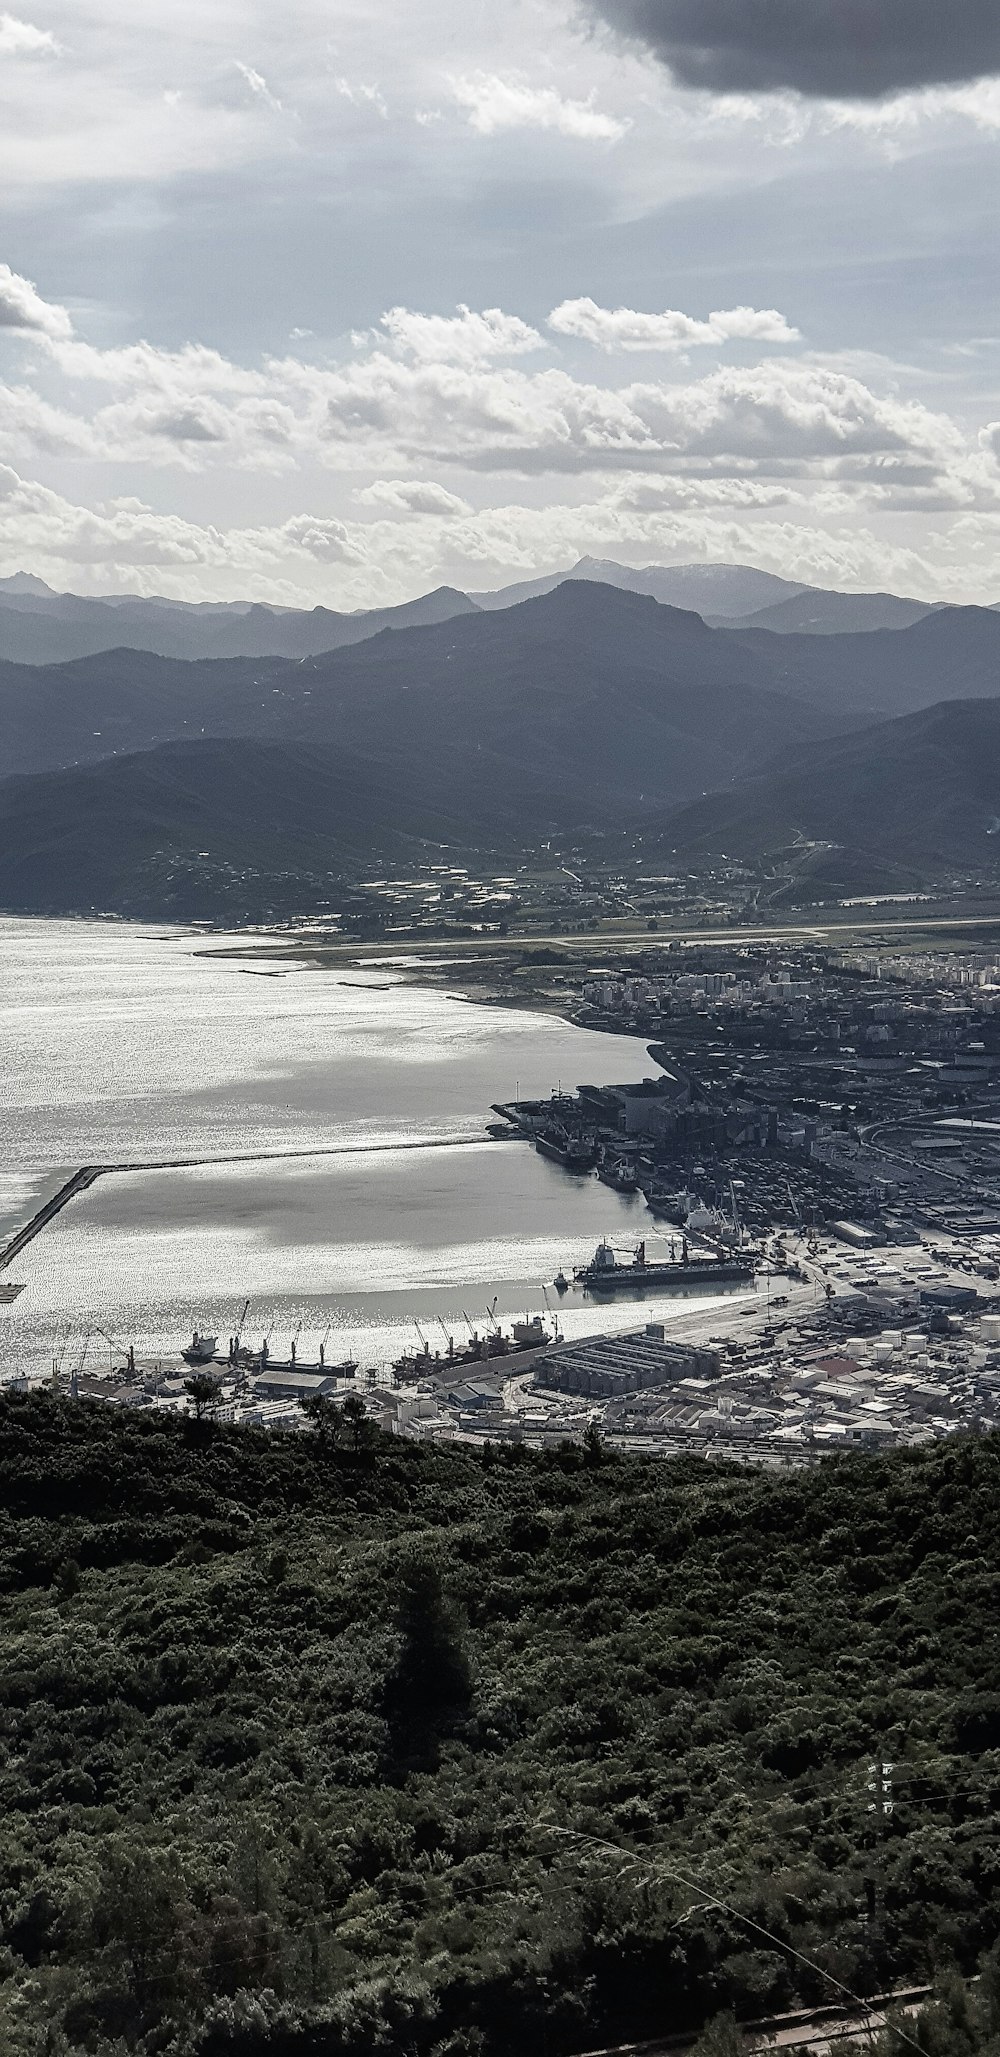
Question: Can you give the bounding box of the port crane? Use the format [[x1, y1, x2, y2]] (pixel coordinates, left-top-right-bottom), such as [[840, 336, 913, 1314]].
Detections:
[[231, 1299, 251, 1360], [96, 1326, 135, 1375], [541, 1284, 562, 1343], [51, 1323, 72, 1380]]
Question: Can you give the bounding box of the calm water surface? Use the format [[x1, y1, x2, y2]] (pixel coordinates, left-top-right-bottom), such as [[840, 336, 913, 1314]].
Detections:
[[0, 919, 754, 1372]]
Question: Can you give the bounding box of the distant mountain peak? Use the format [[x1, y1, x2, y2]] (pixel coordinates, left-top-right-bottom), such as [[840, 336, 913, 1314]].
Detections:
[[0, 572, 59, 598]]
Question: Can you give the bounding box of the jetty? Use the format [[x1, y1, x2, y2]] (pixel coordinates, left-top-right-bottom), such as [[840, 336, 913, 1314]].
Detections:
[[0, 1166, 109, 1271]]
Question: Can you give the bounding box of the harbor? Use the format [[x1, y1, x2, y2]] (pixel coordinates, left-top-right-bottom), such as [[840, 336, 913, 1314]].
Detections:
[[6, 920, 1000, 1464], [0, 917, 674, 1381]]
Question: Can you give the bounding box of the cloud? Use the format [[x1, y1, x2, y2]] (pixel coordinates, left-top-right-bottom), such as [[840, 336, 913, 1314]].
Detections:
[[548, 297, 800, 351], [582, 0, 1000, 101], [1, 272, 996, 550], [0, 12, 57, 56], [374, 304, 544, 365], [231, 62, 283, 114], [335, 77, 388, 118], [0, 262, 73, 340], [3, 454, 1000, 610], [311, 351, 977, 498], [449, 72, 628, 139], [126, 403, 228, 444], [1, 276, 989, 517], [824, 75, 1000, 131], [358, 478, 472, 515]]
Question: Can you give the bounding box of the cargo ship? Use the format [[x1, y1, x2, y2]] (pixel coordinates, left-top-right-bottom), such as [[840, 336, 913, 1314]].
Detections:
[[534, 1126, 595, 1172], [596, 1155, 639, 1193], [181, 1330, 218, 1365], [393, 1315, 550, 1382], [574, 1238, 755, 1293]]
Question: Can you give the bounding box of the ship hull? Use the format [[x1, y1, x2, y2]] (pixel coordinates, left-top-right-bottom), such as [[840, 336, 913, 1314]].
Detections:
[[578, 1261, 754, 1292], [393, 1334, 551, 1381], [535, 1135, 594, 1171]]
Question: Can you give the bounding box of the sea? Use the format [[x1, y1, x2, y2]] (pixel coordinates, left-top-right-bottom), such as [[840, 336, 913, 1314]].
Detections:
[[0, 917, 755, 1377]]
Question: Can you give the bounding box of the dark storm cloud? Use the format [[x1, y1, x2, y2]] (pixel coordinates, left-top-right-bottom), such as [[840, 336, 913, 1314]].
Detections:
[[584, 0, 1000, 100]]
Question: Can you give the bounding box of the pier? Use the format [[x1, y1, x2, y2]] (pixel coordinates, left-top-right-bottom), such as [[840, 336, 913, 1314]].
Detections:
[[0, 1166, 109, 1271], [0, 1131, 509, 1276]]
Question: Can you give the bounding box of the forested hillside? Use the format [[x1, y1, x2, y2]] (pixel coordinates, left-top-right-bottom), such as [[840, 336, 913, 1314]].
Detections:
[[664, 697, 1000, 891], [2, 1396, 1000, 2055]]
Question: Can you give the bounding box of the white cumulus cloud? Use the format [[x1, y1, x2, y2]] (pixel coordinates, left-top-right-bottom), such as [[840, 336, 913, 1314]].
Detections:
[[374, 304, 544, 365], [548, 297, 801, 352], [0, 262, 73, 340], [0, 12, 58, 56], [449, 72, 628, 140], [358, 478, 472, 516]]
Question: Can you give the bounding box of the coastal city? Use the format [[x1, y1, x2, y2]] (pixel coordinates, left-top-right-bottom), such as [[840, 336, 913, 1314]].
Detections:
[[7, 927, 1000, 1467]]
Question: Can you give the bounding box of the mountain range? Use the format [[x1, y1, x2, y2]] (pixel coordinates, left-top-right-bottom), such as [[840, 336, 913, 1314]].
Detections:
[[0, 575, 477, 666], [718, 589, 941, 635], [467, 556, 813, 617], [1, 574, 999, 915], [0, 555, 976, 666], [0, 580, 857, 786], [663, 699, 1000, 898], [0, 738, 474, 919]]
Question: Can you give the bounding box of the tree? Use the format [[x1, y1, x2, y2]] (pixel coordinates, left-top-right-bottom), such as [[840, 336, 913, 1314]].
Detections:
[[184, 1373, 219, 1425], [299, 1393, 343, 1450], [384, 1552, 473, 1747], [341, 1391, 368, 1452], [582, 1419, 605, 1468], [690, 2014, 750, 2057], [90, 1841, 196, 2017]]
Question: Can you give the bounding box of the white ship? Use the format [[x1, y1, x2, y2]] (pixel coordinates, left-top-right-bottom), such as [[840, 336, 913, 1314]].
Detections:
[[181, 1330, 218, 1365]]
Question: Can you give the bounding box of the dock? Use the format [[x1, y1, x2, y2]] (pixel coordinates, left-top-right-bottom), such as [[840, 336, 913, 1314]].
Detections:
[[0, 1131, 505, 1278], [0, 1166, 109, 1271]]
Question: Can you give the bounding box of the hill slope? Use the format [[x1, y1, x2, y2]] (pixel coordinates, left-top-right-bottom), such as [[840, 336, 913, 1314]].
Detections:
[[664, 696, 1000, 892], [0, 737, 477, 917], [724, 605, 1000, 721], [1, 1395, 1000, 2055], [0, 582, 477, 665], [470, 555, 811, 616], [283, 580, 844, 814], [722, 589, 938, 635], [0, 582, 845, 800]]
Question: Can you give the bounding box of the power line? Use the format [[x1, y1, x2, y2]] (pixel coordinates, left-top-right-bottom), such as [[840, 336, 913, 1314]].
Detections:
[[546, 1826, 929, 2057]]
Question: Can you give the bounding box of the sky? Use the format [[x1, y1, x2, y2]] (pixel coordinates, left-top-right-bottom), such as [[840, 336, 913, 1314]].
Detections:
[[0, 0, 999, 606]]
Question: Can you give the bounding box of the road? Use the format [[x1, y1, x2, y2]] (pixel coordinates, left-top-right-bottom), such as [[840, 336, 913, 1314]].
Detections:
[[214, 908, 1000, 968]]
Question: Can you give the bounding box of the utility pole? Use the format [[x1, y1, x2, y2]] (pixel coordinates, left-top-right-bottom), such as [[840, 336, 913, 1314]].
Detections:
[[865, 1752, 894, 1948]]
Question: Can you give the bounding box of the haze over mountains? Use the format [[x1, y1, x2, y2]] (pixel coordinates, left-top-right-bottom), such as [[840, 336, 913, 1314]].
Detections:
[[1, 555, 975, 666], [468, 557, 813, 618], [665, 699, 1000, 898], [0, 582, 841, 791], [0, 739, 473, 919], [720, 589, 941, 635], [1, 565, 999, 915], [0, 575, 477, 667]]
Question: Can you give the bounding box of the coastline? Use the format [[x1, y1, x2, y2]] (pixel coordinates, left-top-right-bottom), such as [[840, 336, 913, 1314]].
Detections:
[[196, 930, 648, 1042]]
